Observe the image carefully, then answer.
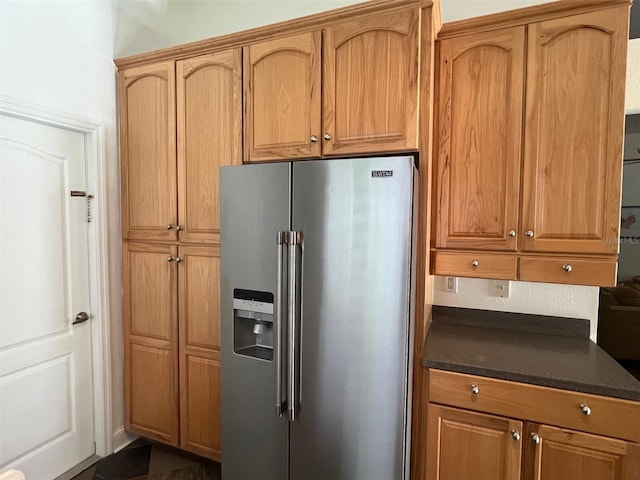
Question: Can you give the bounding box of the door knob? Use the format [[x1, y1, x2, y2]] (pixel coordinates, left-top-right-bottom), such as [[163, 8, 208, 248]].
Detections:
[[73, 312, 90, 325]]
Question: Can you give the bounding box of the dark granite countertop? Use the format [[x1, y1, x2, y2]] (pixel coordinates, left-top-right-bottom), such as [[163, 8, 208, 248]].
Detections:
[[422, 306, 640, 402]]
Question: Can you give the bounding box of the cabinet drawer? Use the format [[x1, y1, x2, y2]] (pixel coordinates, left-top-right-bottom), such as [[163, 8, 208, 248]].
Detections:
[[433, 252, 517, 279], [519, 257, 617, 286], [428, 369, 640, 442]]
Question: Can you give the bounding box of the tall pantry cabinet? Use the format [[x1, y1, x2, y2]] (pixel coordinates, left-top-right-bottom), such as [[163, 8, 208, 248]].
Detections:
[[119, 49, 242, 460]]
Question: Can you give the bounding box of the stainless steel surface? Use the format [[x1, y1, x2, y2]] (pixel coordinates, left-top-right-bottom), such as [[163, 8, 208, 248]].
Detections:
[[580, 403, 592, 416], [72, 311, 89, 325], [289, 156, 415, 480], [221, 162, 290, 480], [472, 260, 479, 268], [526, 230, 534, 237], [471, 384, 480, 395], [511, 430, 521, 441], [531, 432, 541, 444], [288, 231, 302, 422], [276, 231, 286, 417], [167, 256, 175, 262], [323, 133, 331, 140], [563, 264, 573, 272], [508, 229, 516, 237], [310, 135, 318, 143]]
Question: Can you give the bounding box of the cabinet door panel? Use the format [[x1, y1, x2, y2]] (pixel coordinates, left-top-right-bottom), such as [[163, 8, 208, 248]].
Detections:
[[522, 8, 628, 254], [177, 50, 242, 244], [426, 404, 523, 480], [527, 424, 640, 480], [323, 9, 419, 155], [123, 242, 178, 444], [179, 245, 221, 459], [120, 62, 177, 241], [244, 31, 321, 161], [435, 27, 524, 250]]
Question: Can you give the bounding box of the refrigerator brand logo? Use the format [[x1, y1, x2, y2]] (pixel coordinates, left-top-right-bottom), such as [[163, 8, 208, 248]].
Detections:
[[371, 170, 393, 178]]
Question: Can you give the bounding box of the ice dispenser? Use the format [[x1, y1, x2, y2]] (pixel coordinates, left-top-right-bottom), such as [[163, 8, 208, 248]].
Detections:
[[233, 289, 274, 361]]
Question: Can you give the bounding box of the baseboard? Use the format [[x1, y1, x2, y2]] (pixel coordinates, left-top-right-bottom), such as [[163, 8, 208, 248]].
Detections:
[[112, 426, 138, 453]]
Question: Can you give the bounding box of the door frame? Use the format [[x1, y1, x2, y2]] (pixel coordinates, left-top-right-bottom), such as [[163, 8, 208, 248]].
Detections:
[[0, 95, 114, 457]]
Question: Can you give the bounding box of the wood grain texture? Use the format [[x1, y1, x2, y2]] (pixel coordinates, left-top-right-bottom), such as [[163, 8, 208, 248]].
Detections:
[[438, 0, 631, 39], [434, 252, 518, 280], [114, 0, 433, 69], [428, 370, 640, 443], [425, 404, 523, 480], [123, 242, 179, 445], [519, 256, 617, 286], [435, 27, 524, 251], [410, 6, 437, 480], [178, 245, 222, 460], [323, 8, 419, 155], [525, 424, 640, 480], [177, 49, 242, 244], [120, 61, 177, 241], [244, 31, 321, 161], [521, 7, 629, 255]]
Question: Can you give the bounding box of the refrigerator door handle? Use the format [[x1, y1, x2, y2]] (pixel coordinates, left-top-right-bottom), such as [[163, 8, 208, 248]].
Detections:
[[276, 231, 288, 417], [287, 230, 302, 422]]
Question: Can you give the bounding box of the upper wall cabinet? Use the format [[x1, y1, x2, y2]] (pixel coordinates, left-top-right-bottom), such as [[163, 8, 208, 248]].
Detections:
[[120, 50, 242, 243], [244, 9, 420, 162], [432, 4, 630, 287], [522, 8, 628, 256], [120, 61, 177, 241]]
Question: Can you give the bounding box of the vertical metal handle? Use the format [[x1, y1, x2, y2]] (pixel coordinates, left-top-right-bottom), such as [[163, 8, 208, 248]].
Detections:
[[276, 231, 287, 417], [288, 231, 302, 422]]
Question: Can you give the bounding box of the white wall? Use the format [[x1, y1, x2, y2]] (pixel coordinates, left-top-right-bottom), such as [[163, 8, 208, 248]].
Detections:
[[626, 39, 640, 113]]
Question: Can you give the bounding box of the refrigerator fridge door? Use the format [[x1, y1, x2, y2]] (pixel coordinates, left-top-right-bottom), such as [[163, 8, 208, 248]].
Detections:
[[290, 157, 415, 480], [220, 162, 291, 480]]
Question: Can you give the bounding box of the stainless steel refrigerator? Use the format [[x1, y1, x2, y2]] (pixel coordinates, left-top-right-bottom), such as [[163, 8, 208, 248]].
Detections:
[[220, 156, 416, 480]]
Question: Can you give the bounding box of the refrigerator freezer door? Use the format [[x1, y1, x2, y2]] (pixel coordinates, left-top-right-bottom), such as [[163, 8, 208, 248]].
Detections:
[[220, 162, 290, 480], [290, 157, 415, 480]]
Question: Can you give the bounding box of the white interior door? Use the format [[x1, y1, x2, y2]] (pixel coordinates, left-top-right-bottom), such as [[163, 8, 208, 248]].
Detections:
[[0, 114, 95, 478]]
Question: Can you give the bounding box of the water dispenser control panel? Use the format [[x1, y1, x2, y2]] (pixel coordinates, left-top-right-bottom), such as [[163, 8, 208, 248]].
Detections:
[[233, 289, 274, 361]]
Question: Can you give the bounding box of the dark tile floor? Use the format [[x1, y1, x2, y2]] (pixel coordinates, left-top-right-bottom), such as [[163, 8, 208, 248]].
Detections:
[[71, 439, 221, 480]]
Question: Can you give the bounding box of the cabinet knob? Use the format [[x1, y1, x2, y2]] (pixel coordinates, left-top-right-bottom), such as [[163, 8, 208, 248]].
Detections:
[[580, 403, 591, 416], [323, 133, 332, 141], [167, 224, 174, 230], [525, 230, 534, 238], [531, 432, 541, 444], [167, 256, 175, 262], [310, 135, 318, 143], [563, 264, 573, 273], [176, 257, 184, 264], [508, 230, 517, 237], [472, 260, 479, 268], [471, 384, 479, 395], [176, 225, 183, 232], [511, 430, 521, 441]]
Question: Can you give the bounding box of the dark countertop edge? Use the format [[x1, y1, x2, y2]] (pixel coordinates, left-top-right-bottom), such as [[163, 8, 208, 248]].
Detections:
[[422, 359, 640, 402], [431, 305, 590, 338]]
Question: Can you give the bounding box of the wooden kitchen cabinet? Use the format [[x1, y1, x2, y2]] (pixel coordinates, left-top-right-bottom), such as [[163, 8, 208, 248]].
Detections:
[[123, 242, 179, 445], [521, 8, 628, 256], [120, 61, 177, 242], [425, 369, 640, 480], [425, 404, 523, 480], [432, 3, 630, 286], [244, 8, 420, 162]]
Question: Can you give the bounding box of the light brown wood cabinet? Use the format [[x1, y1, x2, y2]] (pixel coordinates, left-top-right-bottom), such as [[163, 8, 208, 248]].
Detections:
[[244, 8, 420, 162], [425, 370, 640, 480], [433, 4, 630, 286], [120, 49, 241, 460]]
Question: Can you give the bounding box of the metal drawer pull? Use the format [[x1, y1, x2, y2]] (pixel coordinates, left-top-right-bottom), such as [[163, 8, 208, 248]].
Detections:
[[323, 133, 332, 141], [563, 264, 573, 273], [472, 260, 479, 268], [580, 404, 591, 416], [508, 229, 516, 237], [525, 230, 534, 237], [167, 224, 174, 230], [511, 430, 521, 441], [471, 385, 479, 395], [531, 432, 541, 444], [310, 135, 318, 143], [167, 256, 175, 262]]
